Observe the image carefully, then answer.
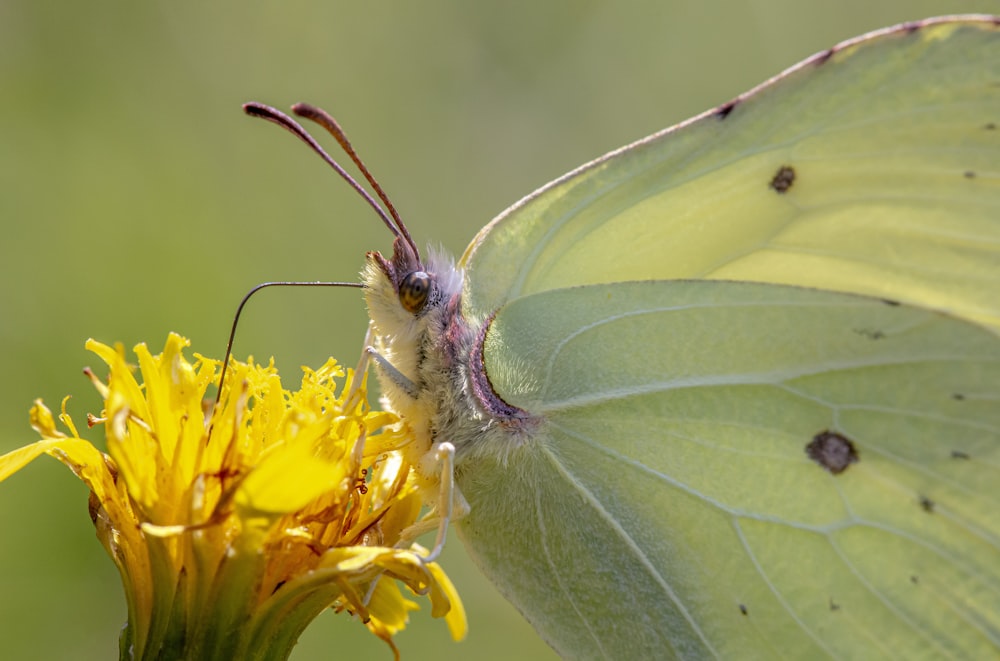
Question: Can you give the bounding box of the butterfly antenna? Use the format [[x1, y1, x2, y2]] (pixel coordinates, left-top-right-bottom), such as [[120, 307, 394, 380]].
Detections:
[[212, 280, 363, 422], [243, 102, 404, 244], [291, 103, 418, 258]]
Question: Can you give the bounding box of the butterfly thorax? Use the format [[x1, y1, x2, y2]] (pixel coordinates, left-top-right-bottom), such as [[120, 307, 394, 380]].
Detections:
[[363, 246, 538, 482]]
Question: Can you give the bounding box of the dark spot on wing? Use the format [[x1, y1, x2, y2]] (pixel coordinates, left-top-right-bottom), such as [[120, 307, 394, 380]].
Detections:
[[965, 171, 976, 179], [853, 327, 885, 340], [881, 299, 900, 307], [951, 450, 971, 460], [813, 48, 835, 66], [770, 165, 796, 193], [910, 575, 919, 585], [985, 123, 997, 130], [919, 496, 935, 513], [716, 100, 738, 119], [806, 431, 858, 474], [952, 392, 965, 401], [829, 597, 840, 611], [739, 604, 748, 616]]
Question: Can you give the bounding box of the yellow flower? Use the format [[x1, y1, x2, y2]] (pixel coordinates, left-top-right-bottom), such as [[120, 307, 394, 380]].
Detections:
[[1, 333, 465, 660]]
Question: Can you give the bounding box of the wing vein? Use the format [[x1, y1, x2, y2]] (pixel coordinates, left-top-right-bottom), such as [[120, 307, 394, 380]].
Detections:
[[539, 440, 720, 658]]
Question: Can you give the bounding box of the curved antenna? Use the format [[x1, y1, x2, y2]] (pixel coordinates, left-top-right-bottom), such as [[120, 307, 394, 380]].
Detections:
[[291, 103, 418, 258], [213, 280, 364, 416], [243, 102, 404, 244]]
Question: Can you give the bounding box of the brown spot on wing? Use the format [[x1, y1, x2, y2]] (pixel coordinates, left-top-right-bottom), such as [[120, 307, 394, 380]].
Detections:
[[806, 431, 858, 474], [716, 100, 738, 119], [770, 165, 796, 193], [813, 48, 835, 66]]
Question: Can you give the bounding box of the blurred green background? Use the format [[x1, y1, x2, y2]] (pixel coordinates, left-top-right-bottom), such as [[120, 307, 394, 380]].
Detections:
[[1, 2, 994, 659]]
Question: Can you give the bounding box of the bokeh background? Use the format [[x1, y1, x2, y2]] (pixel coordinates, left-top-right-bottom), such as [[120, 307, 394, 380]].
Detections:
[[1, 2, 994, 659]]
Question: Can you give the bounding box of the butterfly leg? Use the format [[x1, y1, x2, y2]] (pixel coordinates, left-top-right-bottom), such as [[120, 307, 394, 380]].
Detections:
[[347, 323, 421, 403], [397, 441, 470, 558], [358, 444, 464, 610], [422, 441, 456, 563], [366, 347, 420, 399]]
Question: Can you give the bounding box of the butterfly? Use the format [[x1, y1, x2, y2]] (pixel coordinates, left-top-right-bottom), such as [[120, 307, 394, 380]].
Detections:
[[250, 15, 1000, 659]]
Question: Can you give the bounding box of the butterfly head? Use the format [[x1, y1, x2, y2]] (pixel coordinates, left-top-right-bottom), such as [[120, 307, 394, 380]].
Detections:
[[365, 239, 462, 331], [369, 237, 431, 314]]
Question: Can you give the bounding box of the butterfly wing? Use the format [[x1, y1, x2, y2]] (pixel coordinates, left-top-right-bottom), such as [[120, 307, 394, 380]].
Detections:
[[460, 17, 1000, 333], [452, 16, 1000, 659], [457, 281, 1000, 658]]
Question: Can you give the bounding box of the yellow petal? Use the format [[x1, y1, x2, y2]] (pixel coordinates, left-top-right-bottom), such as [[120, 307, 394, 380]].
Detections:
[[426, 560, 467, 641], [367, 578, 419, 636], [236, 447, 348, 515], [0, 440, 64, 482], [0, 437, 118, 508]]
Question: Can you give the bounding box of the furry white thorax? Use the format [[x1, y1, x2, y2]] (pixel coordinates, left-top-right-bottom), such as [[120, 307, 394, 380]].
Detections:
[[362, 246, 520, 487]]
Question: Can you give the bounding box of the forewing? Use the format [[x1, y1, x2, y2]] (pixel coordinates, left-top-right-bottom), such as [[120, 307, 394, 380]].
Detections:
[[460, 17, 1000, 333]]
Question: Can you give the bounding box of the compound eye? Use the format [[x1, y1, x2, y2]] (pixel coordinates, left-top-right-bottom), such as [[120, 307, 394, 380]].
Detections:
[[399, 271, 431, 314]]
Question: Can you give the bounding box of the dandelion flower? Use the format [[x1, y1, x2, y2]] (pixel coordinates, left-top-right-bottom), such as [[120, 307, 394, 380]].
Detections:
[[1, 333, 465, 660]]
